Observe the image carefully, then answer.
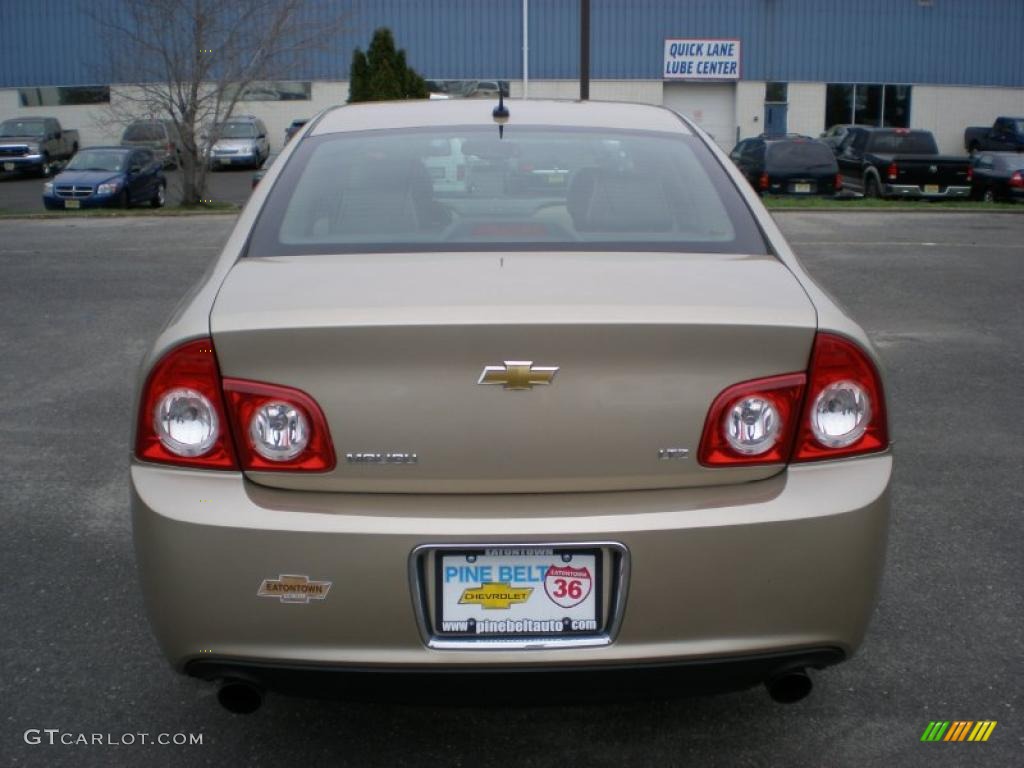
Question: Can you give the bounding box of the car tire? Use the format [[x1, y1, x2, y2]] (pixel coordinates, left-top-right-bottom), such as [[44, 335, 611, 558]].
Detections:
[[864, 175, 881, 199], [982, 187, 996, 204], [118, 189, 130, 209], [150, 182, 166, 208], [39, 154, 52, 178]]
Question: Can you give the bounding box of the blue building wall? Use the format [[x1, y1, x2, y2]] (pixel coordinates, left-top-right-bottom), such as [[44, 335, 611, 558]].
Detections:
[[1, 0, 1022, 88]]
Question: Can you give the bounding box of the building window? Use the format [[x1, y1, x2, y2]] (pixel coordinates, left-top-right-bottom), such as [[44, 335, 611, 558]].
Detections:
[[825, 83, 911, 129], [18, 85, 110, 107], [228, 81, 312, 101], [425, 79, 510, 98], [765, 82, 787, 103]]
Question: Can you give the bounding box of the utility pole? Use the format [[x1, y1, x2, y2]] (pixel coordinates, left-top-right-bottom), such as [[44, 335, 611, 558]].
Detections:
[[580, 0, 590, 100]]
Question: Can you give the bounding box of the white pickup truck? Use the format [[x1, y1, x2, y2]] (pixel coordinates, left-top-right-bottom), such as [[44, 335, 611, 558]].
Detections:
[[0, 117, 80, 177]]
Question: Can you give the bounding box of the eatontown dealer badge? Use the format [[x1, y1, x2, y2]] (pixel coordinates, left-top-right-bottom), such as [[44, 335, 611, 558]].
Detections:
[[543, 565, 592, 608], [257, 574, 332, 604]]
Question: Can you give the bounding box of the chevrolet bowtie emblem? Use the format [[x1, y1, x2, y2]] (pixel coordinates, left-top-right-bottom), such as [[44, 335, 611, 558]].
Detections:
[[478, 361, 559, 390]]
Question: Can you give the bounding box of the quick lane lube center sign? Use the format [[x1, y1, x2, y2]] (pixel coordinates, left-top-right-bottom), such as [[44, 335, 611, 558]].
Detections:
[[664, 39, 741, 80]]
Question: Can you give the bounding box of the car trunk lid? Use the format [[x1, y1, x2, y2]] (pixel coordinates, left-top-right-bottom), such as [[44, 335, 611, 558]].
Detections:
[[210, 251, 817, 493]]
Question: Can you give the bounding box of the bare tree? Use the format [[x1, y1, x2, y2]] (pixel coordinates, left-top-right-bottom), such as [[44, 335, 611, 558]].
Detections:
[[92, 0, 347, 205]]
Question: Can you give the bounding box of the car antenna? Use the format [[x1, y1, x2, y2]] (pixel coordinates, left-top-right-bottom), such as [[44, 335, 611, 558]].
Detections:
[[492, 90, 510, 139]]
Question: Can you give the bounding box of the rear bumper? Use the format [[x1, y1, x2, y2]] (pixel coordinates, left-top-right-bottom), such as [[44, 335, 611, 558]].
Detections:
[[883, 183, 971, 199], [132, 452, 891, 678], [186, 648, 845, 700]]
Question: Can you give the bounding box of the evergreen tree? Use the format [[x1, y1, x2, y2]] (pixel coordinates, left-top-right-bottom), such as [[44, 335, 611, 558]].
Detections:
[[348, 27, 428, 103], [347, 48, 369, 103]]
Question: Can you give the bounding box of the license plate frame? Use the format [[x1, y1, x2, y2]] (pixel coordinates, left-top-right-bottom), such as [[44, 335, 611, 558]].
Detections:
[[793, 182, 812, 194], [924, 184, 940, 194], [64, 199, 81, 209], [410, 542, 629, 650]]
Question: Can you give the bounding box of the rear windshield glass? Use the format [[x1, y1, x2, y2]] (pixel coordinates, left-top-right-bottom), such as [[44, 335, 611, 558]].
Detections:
[[124, 123, 165, 141], [867, 131, 938, 154], [248, 126, 767, 255], [997, 155, 1024, 171], [765, 141, 837, 170]]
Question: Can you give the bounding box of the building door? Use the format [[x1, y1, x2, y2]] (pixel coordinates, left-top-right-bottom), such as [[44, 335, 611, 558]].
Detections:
[[763, 103, 788, 136], [662, 82, 737, 150]]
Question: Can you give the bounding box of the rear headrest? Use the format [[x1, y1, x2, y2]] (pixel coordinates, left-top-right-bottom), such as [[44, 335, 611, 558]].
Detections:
[[567, 168, 674, 233]]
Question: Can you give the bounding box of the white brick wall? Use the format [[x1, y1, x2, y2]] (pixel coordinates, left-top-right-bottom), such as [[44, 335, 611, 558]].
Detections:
[[911, 85, 1024, 154]]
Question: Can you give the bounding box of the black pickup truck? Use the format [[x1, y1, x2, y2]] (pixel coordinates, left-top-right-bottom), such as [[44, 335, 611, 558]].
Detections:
[[836, 127, 971, 200], [964, 117, 1024, 154]]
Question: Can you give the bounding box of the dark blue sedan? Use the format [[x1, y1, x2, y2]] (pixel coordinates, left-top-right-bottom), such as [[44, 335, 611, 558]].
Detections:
[[43, 147, 166, 210]]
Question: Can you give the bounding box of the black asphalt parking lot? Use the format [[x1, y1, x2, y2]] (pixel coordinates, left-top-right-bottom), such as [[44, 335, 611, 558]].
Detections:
[[1, 212, 1020, 767], [0, 166, 255, 212]]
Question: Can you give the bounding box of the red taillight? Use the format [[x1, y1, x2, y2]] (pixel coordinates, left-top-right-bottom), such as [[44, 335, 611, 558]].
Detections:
[[834, 173, 843, 190], [792, 333, 888, 462], [135, 338, 238, 469], [759, 172, 770, 191], [698, 333, 888, 467], [222, 379, 335, 471], [966, 166, 973, 182], [698, 374, 807, 466], [1010, 170, 1024, 188], [135, 338, 335, 472], [886, 163, 899, 181]]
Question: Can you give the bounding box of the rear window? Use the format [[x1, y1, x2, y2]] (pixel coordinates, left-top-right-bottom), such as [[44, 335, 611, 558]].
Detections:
[[866, 131, 938, 154], [765, 141, 837, 170], [123, 123, 165, 141], [248, 126, 767, 256]]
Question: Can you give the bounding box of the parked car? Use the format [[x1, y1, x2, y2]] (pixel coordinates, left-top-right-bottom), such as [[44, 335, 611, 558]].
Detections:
[[208, 115, 270, 169], [251, 151, 279, 189], [836, 127, 971, 199], [819, 124, 855, 154], [0, 117, 79, 177], [121, 119, 182, 169], [43, 147, 165, 209], [964, 116, 1024, 154], [970, 152, 1024, 202], [284, 118, 308, 143], [131, 100, 891, 713], [729, 135, 841, 196]]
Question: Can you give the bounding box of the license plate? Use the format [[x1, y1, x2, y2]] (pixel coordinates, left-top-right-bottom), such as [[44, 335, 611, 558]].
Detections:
[[793, 183, 812, 193], [219, 157, 231, 165], [64, 199, 80, 209], [924, 184, 940, 194], [3, 162, 13, 171], [546, 173, 566, 184], [437, 547, 601, 638]]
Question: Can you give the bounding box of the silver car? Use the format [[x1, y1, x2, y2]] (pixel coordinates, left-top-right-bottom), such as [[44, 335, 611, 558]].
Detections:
[[132, 100, 891, 713], [208, 115, 270, 169]]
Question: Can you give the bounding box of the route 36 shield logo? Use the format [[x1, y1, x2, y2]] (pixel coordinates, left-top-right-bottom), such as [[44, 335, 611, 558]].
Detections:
[[544, 565, 593, 608]]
